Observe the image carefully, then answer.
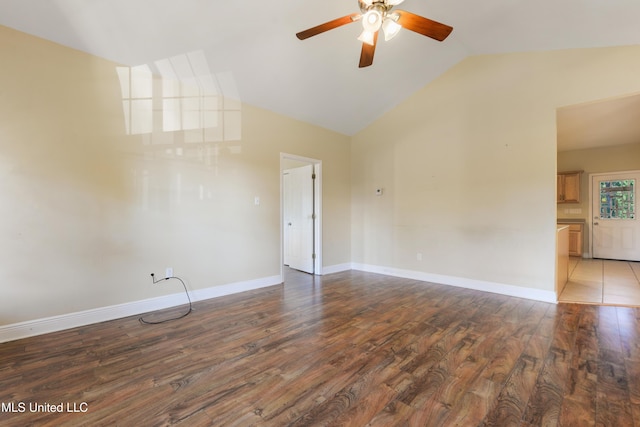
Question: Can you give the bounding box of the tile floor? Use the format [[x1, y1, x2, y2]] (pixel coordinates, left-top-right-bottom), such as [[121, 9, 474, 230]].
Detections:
[[559, 258, 640, 306]]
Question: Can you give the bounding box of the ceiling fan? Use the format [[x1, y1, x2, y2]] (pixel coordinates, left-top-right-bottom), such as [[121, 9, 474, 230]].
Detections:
[[296, 0, 453, 68]]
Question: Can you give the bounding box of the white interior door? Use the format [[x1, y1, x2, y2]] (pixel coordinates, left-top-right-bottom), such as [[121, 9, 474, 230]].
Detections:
[[592, 171, 640, 261], [284, 164, 315, 273]]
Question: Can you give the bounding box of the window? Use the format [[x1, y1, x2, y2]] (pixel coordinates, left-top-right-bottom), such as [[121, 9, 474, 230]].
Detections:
[[599, 179, 635, 219]]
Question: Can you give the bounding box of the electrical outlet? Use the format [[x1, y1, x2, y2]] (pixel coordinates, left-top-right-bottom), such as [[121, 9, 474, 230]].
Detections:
[[165, 267, 173, 278], [416, 253, 423, 262]]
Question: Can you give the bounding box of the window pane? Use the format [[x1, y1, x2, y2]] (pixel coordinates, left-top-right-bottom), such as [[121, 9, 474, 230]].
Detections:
[[600, 179, 635, 219]]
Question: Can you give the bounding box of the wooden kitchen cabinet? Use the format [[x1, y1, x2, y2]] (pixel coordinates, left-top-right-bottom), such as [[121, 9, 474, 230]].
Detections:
[[557, 171, 582, 203], [558, 222, 584, 257]]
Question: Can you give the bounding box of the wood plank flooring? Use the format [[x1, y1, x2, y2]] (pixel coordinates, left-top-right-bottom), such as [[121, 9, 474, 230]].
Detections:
[[2, 268, 640, 426]]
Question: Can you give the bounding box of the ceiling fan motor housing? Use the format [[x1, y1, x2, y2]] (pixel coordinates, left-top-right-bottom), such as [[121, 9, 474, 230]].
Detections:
[[359, 0, 393, 14]]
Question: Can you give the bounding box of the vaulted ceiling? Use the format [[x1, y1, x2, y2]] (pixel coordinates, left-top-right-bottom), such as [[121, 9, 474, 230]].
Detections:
[[2, 0, 640, 147]]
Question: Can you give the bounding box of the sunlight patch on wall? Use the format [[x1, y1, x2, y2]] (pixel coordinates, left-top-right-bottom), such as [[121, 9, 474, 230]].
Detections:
[[116, 52, 244, 211], [116, 64, 154, 135], [116, 50, 241, 142]]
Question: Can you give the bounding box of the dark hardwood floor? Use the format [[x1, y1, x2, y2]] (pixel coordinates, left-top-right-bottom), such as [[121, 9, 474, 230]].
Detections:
[[1, 268, 640, 426]]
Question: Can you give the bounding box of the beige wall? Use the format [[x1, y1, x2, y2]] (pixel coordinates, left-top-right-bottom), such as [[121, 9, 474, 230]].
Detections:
[[0, 25, 350, 326], [557, 142, 640, 254], [4, 22, 640, 328], [352, 46, 640, 293]]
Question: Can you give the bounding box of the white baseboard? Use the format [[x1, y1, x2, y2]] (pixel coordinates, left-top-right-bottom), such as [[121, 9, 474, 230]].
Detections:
[[0, 265, 556, 344], [320, 263, 352, 275], [351, 263, 557, 303], [0, 275, 282, 344], [190, 275, 282, 301]]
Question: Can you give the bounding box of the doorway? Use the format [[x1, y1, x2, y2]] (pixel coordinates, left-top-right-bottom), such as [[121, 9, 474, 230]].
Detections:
[[280, 153, 322, 278], [590, 170, 640, 262]]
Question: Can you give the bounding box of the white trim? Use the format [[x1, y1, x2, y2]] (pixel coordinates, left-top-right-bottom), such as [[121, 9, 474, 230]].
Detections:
[[0, 264, 557, 344], [320, 263, 352, 275], [1, 263, 557, 344], [351, 263, 557, 303], [190, 275, 282, 301], [0, 275, 282, 344]]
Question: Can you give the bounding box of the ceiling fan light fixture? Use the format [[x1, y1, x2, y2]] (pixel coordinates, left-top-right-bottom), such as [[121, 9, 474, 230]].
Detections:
[[295, 0, 453, 68], [357, 30, 375, 46], [362, 9, 383, 32], [382, 15, 402, 41]]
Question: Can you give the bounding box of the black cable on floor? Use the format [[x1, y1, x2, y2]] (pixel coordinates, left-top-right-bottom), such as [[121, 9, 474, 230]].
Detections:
[[139, 275, 193, 325]]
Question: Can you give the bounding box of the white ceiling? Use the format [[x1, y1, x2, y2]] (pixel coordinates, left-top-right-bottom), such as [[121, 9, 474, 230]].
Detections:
[[2, 0, 640, 144]]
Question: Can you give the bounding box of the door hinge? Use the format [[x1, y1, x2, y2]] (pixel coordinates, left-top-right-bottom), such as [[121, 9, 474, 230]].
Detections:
[[312, 173, 316, 180], [312, 253, 316, 259]]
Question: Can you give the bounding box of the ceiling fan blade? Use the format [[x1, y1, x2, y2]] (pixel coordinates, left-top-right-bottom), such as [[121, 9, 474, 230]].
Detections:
[[395, 10, 453, 41], [358, 31, 378, 68], [296, 13, 360, 40]]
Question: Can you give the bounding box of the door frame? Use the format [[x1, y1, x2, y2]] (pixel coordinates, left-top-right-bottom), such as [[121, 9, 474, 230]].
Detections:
[[589, 169, 640, 260], [280, 153, 322, 278]]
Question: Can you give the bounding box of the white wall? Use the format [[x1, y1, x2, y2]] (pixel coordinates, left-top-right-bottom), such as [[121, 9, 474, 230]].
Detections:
[[352, 46, 640, 296]]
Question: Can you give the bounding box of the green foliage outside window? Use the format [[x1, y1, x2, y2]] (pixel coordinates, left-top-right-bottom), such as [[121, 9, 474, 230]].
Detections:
[[600, 179, 635, 219]]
